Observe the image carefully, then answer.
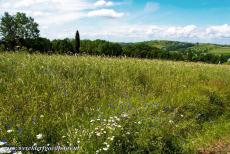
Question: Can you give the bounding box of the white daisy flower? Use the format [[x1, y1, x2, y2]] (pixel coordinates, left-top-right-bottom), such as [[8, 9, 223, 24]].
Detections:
[[103, 147, 109, 151], [7, 129, 13, 133], [36, 133, 43, 140]]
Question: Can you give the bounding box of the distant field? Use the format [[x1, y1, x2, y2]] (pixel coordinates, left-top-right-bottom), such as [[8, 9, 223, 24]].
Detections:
[[0, 52, 230, 153], [145, 40, 230, 56], [209, 47, 230, 55]]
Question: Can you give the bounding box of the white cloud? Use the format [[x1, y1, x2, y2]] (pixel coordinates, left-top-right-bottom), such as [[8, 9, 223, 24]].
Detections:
[[80, 23, 230, 43], [164, 25, 197, 37], [88, 9, 124, 18], [0, 0, 93, 25], [206, 24, 230, 38], [94, 0, 114, 7], [144, 1, 160, 12], [1, 0, 230, 44], [13, 0, 48, 8]]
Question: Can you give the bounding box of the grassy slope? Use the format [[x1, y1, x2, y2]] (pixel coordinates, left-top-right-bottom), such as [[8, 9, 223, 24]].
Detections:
[[0, 52, 230, 153], [209, 47, 230, 55], [144, 40, 230, 56]]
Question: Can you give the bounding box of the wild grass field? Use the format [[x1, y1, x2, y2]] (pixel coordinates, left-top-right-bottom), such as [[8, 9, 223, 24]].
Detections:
[[0, 52, 230, 153]]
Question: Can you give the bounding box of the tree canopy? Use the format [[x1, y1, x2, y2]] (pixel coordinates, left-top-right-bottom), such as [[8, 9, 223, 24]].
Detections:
[[0, 12, 39, 49]]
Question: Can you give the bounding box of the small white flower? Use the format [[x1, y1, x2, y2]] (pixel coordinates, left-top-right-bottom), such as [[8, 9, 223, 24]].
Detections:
[[126, 132, 130, 135], [7, 129, 13, 133], [90, 120, 95, 123], [121, 113, 128, 118], [115, 117, 120, 121], [0, 141, 7, 146], [0, 147, 11, 153], [40, 115, 44, 118], [96, 133, 101, 136], [110, 136, 115, 141], [169, 120, 174, 124], [77, 140, 80, 144], [62, 136, 66, 138], [138, 121, 142, 125], [181, 114, 184, 117], [96, 149, 101, 154], [103, 147, 109, 151], [36, 133, 43, 140], [33, 143, 37, 146]]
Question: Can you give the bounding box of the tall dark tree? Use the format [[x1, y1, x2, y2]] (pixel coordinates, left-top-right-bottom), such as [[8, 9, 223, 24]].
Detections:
[[75, 30, 80, 53]]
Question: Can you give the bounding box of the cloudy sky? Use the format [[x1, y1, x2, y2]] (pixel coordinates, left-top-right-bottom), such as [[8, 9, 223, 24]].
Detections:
[[1, 0, 230, 44]]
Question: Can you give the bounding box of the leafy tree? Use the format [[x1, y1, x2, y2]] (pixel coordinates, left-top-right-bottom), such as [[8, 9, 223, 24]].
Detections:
[[0, 12, 39, 50], [26, 37, 51, 53], [0, 12, 16, 49], [52, 39, 74, 54], [123, 43, 161, 58]]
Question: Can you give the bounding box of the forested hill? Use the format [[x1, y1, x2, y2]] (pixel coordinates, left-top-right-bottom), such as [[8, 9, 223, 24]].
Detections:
[[122, 40, 230, 56], [1, 38, 230, 64]]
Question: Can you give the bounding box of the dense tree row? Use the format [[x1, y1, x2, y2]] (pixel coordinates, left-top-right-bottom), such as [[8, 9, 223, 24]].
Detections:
[[0, 12, 230, 64], [1, 34, 229, 64], [122, 43, 229, 64]]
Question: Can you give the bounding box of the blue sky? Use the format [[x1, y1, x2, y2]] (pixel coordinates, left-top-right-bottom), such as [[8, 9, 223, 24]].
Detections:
[[1, 0, 230, 44]]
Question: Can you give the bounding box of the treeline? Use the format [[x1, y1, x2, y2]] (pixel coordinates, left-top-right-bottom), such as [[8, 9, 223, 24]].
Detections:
[[1, 38, 229, 64], [0, 12, 229, 64]]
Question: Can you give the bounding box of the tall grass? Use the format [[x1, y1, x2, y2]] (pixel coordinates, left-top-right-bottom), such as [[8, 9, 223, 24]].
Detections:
[[0, 52, 230, 153]]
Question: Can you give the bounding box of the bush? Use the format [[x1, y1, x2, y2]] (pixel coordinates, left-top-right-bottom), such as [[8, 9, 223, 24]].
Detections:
[[0, 44, 5, 51]]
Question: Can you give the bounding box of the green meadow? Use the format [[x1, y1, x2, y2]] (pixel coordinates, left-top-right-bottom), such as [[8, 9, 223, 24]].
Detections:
[[209, 47, 230, 56], [1, 52, 230, 153]]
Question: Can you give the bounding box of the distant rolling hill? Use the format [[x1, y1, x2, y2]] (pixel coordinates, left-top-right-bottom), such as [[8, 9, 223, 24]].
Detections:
[[121, 40, 230, 56]]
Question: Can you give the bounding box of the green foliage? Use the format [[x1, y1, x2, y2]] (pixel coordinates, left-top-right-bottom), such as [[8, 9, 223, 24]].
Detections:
[[122, 43, 163, 58], [26, 37, 51, 53], [0, 44, 5, 51], [0, 12, 16, 49], [1, 53, 230, 153], [75, 30, 80, 53], [0, 12, 39, 50], [51, 38, 74, 54], [79, 39, 123, 56]]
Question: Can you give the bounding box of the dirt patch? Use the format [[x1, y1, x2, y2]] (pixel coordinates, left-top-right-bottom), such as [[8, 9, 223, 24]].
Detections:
[[198, 140, 230, 154]]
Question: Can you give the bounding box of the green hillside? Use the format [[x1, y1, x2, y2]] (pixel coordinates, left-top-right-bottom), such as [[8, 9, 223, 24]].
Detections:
[[1, 52, 230, 153], [143, 40, 230, 56], [209, 47, 230, 55]]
